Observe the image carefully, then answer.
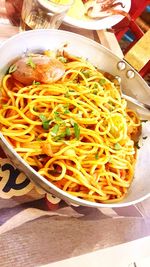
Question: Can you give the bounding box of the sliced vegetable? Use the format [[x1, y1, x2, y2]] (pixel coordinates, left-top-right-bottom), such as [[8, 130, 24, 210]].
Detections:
[[26, 57, 36, 69], [8, 64, 17, 74], [58, 56, 67, 63], [55, 117, 63, 123], [99, 78, 106, 85], [81, 70, 91, 78], [65, 127, 71, 137], [32, 80, 41, 85], [54, 111, 59, 115], [51, 124, 60, 136], [53, 132, 66, 141], [65, 91, 70, 98], [39, 114, 51, 130], [114, 143, 122, 150], [74, 122, 80, 140], [95, 152, 99, 160], [64, 109, 70, 114]]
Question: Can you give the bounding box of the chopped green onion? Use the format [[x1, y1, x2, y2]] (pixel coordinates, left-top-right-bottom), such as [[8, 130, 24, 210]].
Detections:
[[114, 143, 122, 150], [74, 123, 80, 140], [93, 83, 98, 89], [26, 57, 36, 69], [54, 111, 59, 115], [95, 152, 99, 160], [93, 90, 98, 95], [39, 114, 51, 130], [99, 78, 106, 85], [65, 127, 71, 137], [8, 64, 17, 73], [82, 70, 91, 78], [33, 80, 41, 85], [53, 132, 66, 141], [54, 112, 63, 123], [65, 91, 70, 98], [64, 109, 70, 114], [51, 124, 59, 136], [55, 116, 63, 123], [58, 56, 67, 63], [33, 106, 38, 111]]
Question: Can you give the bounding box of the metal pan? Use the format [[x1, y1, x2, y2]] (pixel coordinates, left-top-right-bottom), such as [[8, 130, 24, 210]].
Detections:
[[0, 29, 150, 208]]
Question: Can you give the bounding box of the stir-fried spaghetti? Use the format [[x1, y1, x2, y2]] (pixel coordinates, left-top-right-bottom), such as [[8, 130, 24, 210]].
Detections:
[[0, 52, 141, 203]]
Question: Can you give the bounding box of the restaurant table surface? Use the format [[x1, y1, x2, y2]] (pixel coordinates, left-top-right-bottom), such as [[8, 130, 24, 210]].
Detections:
[[0, 5, 150, 267]]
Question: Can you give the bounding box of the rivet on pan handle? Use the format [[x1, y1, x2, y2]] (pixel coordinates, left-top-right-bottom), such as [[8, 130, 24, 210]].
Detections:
[[97, 29, 150, 73]]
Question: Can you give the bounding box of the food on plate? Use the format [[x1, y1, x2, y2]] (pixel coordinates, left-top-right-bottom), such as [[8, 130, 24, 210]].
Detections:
[[0, 49, 141, 203], [83, 0, 130, 19], [68, 0, 130, 20]]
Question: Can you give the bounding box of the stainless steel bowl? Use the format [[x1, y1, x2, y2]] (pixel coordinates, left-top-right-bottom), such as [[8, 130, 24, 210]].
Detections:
[[0, 29, 150, 208]]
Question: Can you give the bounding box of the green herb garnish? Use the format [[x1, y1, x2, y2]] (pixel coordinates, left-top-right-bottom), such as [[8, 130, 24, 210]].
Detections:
[[53, 112, 63, 123], [74, 122, 80, 140], [93, 83, 98, 89], [55, 116, 63, 123], [26, 57, 36, 69], [64, 109, 70, 114], [99, 78, 106, 85], [39, 114, 51, 130], [65, 127, 71, 137], [51, 124, 60, 136], [114, 143, 122, 150], [8, 64, 17, 73], [93, 90, 98, 95], [33, 80, 41, 85], [65, 91, 70, 98], [53, 132, 66, 141], [58, 56, 67, 63], [82, 70, 91, 78], [95, 152, 99, 160], [54, 111, 59, 115]]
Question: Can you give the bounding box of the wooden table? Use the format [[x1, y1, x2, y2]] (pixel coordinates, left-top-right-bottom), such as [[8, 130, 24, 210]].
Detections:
[[0, 2, 150, 267]]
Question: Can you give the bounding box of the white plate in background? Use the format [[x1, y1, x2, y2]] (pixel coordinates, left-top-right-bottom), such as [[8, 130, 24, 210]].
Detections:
[[64, 0, 131, 30]]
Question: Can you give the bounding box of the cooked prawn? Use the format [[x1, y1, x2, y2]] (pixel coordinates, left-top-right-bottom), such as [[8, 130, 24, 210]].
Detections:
[[12, 54, 65, 85]]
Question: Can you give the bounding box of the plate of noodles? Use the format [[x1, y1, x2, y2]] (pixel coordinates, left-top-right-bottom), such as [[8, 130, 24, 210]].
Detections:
[[64, 0, 131, 30], [0, 29, 150, 208]]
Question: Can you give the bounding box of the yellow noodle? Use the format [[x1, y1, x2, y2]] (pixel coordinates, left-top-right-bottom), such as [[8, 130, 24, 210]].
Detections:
[[0, 54, 141, 203]]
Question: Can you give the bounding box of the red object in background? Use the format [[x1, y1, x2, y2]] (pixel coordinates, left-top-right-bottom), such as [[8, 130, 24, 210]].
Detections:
[[113, 0, 150, 41], [139, 61, 150, 77], [113, 0, 150, 77]]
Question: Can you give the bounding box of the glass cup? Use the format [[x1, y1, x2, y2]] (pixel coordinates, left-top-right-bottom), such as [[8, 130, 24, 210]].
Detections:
[[21, 0, 74, 30]]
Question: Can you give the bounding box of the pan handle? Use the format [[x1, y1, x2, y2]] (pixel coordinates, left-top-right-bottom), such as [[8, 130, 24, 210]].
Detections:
[[97, 29, 150, 75]]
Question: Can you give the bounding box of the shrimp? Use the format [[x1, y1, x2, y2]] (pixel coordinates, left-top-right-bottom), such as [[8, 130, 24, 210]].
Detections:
[[12, 54, 65, 85]]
